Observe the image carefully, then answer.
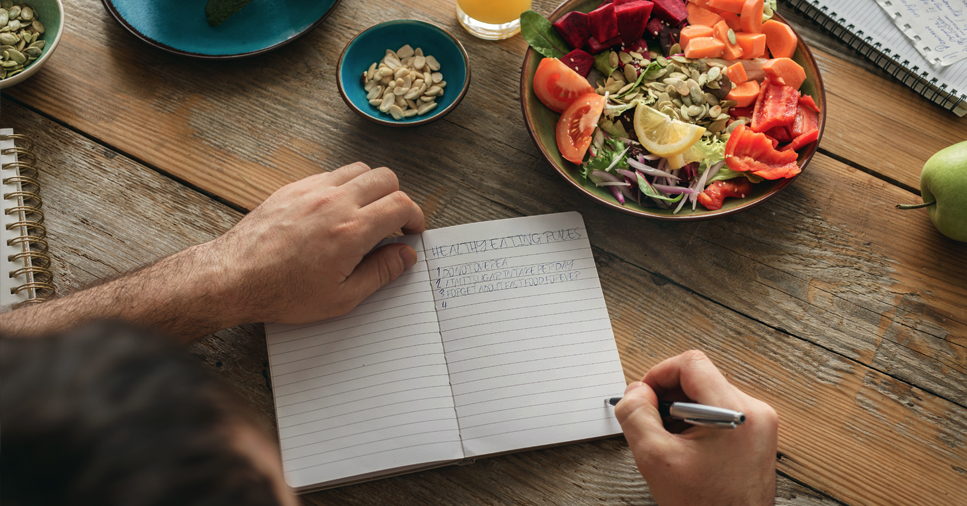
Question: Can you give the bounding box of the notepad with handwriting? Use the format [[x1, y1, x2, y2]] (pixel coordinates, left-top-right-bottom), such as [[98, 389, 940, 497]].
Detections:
[[265, 212, 626, 492]]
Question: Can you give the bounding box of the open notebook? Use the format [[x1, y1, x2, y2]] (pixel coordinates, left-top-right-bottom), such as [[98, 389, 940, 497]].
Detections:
[[265, 212, 627, 492]]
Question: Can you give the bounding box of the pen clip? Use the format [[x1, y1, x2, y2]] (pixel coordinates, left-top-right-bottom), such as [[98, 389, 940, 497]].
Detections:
[[683, 418, 739, 429]]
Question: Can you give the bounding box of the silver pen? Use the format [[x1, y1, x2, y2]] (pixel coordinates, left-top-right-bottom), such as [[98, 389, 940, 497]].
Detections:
[[606, 398, 746, 429]]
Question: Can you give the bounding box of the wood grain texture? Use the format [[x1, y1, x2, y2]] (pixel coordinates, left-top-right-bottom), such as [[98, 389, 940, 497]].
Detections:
[[4, 0, 965, 209], [6, 97, 966, 505], [2, 0, 966, 504], [0, 101, 848, 506]]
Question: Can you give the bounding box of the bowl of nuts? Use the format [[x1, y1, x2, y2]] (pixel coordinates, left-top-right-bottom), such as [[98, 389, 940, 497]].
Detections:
[[337, 20, 471, 127], [0, 0, 63, 89]]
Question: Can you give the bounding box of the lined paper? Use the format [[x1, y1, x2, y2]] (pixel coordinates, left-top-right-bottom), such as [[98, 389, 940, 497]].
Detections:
[[422, 212, 626, 458], [793, 0, 967, 114], [265, 235, 463, 489]]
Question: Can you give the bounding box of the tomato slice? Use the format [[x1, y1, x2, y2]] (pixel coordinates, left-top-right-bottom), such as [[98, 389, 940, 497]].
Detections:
[[534, 58, 596, 113], [556, 93, 606, 164]]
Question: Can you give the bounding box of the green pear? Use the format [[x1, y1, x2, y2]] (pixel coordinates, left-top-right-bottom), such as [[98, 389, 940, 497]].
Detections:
[[897, 140, 967, 243]]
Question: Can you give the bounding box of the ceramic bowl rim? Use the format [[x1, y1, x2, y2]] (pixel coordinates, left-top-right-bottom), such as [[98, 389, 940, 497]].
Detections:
[[519, 3, 826, 221], [0, 0, 65, 89], [335, 19, 472, 128], [99, 0, 342, 60]]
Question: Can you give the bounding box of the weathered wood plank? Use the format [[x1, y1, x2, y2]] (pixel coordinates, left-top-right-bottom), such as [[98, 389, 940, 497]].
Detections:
[[6, 100, 964, 505], [0, 100, 850, 506], [4, 0, 965, 213]]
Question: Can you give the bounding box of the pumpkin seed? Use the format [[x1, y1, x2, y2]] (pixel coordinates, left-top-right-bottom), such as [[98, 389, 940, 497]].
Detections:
[[727, 29, 737, 45], [619, 51, 632, 65], [31, 19, 42, 33], [708, 66, 721, 81], [623, 63, 637, 83]]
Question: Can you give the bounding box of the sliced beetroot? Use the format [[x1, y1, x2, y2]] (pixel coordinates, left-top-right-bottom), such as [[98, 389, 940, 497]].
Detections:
[[615, 1, 654, 46], [651, 0, 688, 26], [627, 38, 650, 55], [552, 11, 591, 51], [586, 34, 623, 54], [645, 17, 664, 38], [561, 48, 595, 77], [588, 3, 620, 43]]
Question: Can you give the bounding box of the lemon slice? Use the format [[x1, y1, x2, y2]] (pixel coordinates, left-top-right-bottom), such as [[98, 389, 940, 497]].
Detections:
[[633, 105, 707, 158]]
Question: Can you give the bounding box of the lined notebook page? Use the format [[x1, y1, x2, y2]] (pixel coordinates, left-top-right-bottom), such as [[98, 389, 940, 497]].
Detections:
[[422, 212, 626, 458], [796, 0, 967, 112], [265, 235, 463, 489]]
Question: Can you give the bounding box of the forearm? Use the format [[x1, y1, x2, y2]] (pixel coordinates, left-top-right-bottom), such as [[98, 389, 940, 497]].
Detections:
[[0, 242, 244, 343]]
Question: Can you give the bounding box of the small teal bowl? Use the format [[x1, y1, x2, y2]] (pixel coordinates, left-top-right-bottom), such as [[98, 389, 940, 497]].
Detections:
[[337, 20, 471, 127], [0, 0, 64, 89]]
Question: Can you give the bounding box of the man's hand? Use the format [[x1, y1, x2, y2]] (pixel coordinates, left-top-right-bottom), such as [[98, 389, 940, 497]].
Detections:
[[0, 163, 425, 341], [210, 162, 425, 324], [615, 350, 778, 506]]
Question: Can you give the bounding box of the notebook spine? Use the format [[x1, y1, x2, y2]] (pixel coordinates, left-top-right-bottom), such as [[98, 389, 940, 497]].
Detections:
[[784, 0, 966, 114], [1, 133, 55, 304]]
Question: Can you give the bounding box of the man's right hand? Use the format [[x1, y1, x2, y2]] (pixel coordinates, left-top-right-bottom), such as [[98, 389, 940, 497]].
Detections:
[[210, 162, 426, 325], [615, 350, 779, 506]]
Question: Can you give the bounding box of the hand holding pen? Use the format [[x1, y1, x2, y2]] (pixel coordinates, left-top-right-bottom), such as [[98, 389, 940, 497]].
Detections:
[[612, 350, 779, 506]]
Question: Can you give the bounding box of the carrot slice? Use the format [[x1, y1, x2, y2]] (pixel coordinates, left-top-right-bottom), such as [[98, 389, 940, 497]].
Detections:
[[761, 19, 798, 58], [707, 0, 746, 13], [763, 58, 806, 90], [725, 80, 760, 107], [684, 37, 726, 59], [740, 0, 764, 33], [734, 32, 766, 59], [680, 25, 715, 50], [726, 62, 748, 84], [719, 11, 742, 31], [686, 4, 724, 27], [713, 20, 744, 60]]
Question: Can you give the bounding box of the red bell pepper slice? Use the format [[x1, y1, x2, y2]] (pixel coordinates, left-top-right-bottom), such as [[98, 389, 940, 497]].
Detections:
[[798, 95, 821, 113], [788, 103, 818, 138], [729, 105, 755, 118], [766, 126, 792, 143], [780, 128, 819, 151], [751, 78, 800, 133], [697, 179, 754, 210], [725, 124, 800, 179]]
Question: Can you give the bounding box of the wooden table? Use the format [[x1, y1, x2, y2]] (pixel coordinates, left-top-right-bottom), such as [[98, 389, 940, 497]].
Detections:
[[2, 0, 965, 504]]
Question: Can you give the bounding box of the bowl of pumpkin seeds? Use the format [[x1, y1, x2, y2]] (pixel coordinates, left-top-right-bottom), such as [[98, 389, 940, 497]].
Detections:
[[0, 0, 62, 89]]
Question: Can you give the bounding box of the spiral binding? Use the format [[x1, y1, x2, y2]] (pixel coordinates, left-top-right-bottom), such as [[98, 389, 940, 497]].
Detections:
[[785, 0, 965, 113], [1, 133, 55, 304]]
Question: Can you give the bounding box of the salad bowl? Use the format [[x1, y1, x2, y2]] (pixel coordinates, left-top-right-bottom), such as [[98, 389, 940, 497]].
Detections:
[[520, 0, 826, 220]]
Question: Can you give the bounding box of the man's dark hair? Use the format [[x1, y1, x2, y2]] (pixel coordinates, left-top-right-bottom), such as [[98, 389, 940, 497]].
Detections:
[[0, 321, 282, 506]]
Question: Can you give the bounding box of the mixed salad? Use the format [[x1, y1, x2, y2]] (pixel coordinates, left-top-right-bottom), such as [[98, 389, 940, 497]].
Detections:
[[522, 0, 821, 212]]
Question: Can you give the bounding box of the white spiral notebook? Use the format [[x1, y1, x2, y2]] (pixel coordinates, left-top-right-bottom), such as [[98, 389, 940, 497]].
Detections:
[[785, 0, 967, 116], [1, 129, 54, 309], [264, 212, 627, 492]]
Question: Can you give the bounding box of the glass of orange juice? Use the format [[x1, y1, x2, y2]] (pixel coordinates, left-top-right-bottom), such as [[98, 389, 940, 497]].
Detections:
[[456, 0, 533, 40]]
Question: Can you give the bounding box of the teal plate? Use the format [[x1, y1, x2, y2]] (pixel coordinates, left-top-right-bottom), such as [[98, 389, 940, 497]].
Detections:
[[336, 20, 471, 127], [102, 0, 340, 58]]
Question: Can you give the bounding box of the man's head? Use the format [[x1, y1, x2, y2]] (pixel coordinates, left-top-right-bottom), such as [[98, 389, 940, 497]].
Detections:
[[1, 321, 295, 506]]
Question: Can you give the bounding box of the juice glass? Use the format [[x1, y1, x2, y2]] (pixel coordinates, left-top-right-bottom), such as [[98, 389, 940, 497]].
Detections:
[[456, 0, 533, 40]]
